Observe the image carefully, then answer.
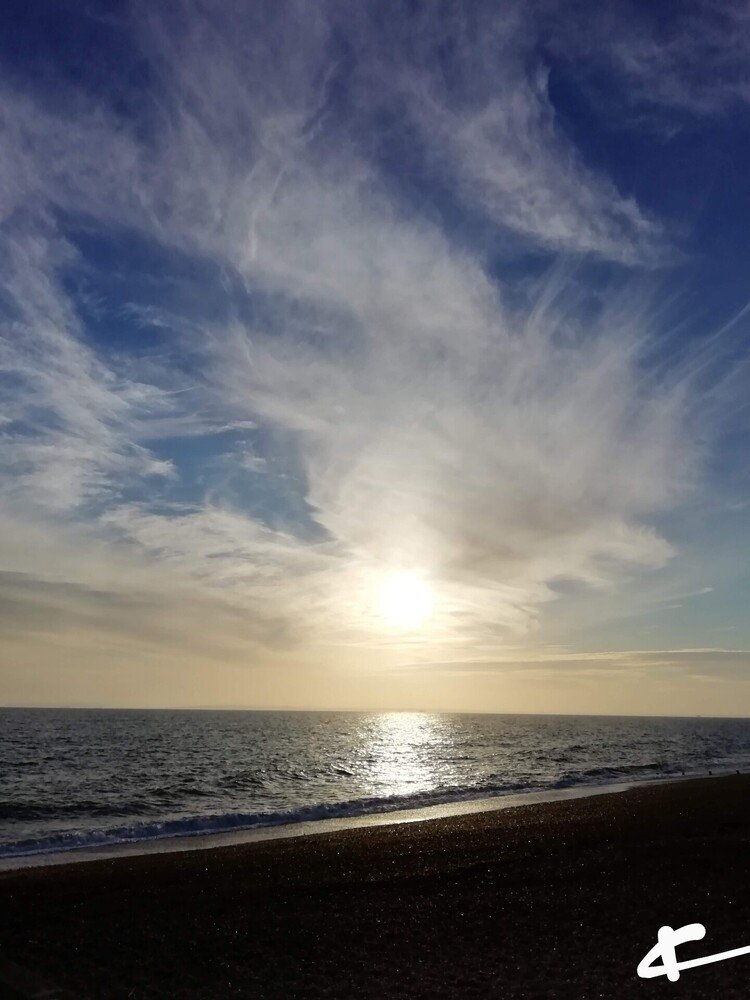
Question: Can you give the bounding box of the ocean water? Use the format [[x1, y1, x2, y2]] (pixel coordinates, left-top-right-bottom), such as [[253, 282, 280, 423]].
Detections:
[[2, 708, 750, 859]]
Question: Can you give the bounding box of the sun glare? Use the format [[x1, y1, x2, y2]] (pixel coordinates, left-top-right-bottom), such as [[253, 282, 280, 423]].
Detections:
[[376, 571, 434, 630]]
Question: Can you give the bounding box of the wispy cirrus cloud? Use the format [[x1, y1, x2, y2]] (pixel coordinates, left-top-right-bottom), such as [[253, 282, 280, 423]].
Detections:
[[367, 3, 669, 263], [0, 1, 672, 265], [0, 0, 746, 705], [0, 225, 178, 512], [546, 0, 750, 120]]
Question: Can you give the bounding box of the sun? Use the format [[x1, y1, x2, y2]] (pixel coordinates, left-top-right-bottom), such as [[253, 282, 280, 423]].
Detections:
[[376, 570, 434, 630]]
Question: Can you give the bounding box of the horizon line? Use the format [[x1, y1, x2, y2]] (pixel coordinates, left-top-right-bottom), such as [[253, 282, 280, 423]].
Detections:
[[1, 705, 747, 721]]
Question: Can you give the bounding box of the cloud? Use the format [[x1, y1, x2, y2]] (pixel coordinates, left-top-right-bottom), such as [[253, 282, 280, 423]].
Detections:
[[0, 225, 179, 512], [546, 0, 750, 120], [400, 648, 750, 684], [0, 0, 742, 674], [0, 566, 303, 656], [376, 8, 668, 263], [204, 239, 698, 645], [0, 1, 671, 265]]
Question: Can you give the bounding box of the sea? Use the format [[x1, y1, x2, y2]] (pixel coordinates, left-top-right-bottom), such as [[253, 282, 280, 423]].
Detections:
[[2, 708, 750, 862]]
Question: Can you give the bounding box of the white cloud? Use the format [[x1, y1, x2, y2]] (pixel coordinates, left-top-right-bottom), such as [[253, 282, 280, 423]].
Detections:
[[0, 1, 672, 266], [0, 226, 177, 512], [391, 39, 667, 262], [546, 0, 750, 120], [206, 241, 690, 644], [0, 0, 739, 669]]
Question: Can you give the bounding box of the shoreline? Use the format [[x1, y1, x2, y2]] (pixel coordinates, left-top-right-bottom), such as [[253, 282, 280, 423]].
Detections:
[[0, 769, 715, 872], [4, 773, 750, 998], [3, 773, 750, 998]]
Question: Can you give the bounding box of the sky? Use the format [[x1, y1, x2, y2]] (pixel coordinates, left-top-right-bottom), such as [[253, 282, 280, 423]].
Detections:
[[1, 0, 750, 715]]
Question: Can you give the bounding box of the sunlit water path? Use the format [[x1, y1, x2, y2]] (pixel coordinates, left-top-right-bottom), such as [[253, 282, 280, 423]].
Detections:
[[2, 709, 750, 859]]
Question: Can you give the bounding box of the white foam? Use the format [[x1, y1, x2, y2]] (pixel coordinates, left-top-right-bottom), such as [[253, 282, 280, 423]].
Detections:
[[0, 775, 690, 872]]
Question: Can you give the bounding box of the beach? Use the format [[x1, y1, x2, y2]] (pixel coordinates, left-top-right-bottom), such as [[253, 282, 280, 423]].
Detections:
[[1, 775, 750, 998]]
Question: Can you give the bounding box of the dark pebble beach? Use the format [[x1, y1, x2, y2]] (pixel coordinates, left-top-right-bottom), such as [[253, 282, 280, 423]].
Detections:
[[2, 775, 750, 999]]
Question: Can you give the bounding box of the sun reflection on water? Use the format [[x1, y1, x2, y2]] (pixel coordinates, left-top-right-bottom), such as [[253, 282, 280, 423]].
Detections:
[[361, 711, 445, 798]]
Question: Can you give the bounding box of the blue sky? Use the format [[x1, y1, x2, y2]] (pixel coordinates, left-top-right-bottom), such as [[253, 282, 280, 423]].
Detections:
[[1, 0, 750, 713]]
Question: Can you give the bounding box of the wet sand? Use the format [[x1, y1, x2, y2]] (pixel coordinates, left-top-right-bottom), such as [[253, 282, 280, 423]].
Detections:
[[2, 774, 750, 998]]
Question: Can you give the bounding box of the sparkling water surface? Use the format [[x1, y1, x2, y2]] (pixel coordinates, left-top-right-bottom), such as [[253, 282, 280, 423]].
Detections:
[[2, 709, 750, 858]]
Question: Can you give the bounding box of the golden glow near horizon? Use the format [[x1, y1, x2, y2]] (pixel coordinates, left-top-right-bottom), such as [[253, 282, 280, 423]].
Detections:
[[376, 571, 435, 631]]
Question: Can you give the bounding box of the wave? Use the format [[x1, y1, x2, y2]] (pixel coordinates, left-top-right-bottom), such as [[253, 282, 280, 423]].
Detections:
[[3, 754, 749, 861], [0, 799, 156, 821], [0, 780, 539, 858], [552, 761, 670, 787]]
